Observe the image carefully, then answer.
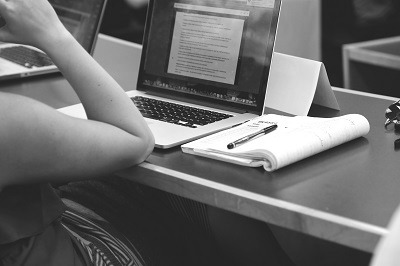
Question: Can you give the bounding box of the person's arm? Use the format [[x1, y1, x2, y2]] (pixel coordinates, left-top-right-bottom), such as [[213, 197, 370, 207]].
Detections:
[[370, 204, 400, 266], [0, 0, 154, 188]]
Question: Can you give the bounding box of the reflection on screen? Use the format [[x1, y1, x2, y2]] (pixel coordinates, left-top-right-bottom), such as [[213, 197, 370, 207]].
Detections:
[[139, 0, 279, 111]]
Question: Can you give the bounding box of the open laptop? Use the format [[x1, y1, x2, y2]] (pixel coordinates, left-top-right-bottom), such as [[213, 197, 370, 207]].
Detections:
[[60, 0, 282, 149], [0, 0, 107, 81]]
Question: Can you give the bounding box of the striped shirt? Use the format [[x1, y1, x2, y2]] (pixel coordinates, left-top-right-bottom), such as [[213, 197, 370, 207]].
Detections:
[[61, 209, 145, 266]]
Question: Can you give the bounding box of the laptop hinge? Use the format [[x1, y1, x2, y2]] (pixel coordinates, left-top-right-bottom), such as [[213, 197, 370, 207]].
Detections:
[[144, 90, 256, 114]]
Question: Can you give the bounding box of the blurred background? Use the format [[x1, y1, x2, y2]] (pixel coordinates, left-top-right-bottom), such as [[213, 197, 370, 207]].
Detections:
[[100, 0, 148, 44], [99, 0, 400, 91]]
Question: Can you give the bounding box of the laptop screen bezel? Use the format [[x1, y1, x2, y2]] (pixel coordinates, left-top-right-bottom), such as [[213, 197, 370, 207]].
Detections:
[[137, 0, 281, 115], [87, 0, 108, 55]]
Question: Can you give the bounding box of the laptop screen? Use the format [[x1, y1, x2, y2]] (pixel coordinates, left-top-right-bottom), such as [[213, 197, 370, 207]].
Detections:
[[49, 0, 107, 54], [138, 0, 281, 114]]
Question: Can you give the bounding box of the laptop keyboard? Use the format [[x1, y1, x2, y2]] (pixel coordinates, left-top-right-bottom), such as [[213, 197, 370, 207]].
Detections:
[[0, 46, 54, 68], [131, 96, 233, 128]]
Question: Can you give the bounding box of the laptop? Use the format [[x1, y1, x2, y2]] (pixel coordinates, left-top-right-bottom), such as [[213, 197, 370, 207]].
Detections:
[[0, 0, 107, 81], [60, 0, 282, 149]]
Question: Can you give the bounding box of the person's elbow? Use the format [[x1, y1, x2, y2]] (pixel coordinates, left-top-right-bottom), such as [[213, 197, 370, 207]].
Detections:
[[131, 131, 155, 165], [141, 131, 155, 161]]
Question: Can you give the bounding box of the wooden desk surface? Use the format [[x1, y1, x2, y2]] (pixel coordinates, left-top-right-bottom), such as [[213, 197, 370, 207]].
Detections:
[[3, 34, 399, 253]]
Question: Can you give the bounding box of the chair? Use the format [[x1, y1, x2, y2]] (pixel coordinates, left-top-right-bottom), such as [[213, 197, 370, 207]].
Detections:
[[342, 36, 400, 98]]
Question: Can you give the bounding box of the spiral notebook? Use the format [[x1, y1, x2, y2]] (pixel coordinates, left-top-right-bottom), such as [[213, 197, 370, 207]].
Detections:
[[182, 114, 370, 171]]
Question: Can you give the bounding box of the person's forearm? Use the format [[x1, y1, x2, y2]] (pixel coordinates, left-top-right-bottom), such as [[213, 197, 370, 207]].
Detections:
[[42, 33, 152, 141]]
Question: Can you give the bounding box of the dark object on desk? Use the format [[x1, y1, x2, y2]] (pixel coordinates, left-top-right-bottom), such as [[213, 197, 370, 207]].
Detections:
[[394, 138, 400, 150], [383, 100, 400, 150], [0, 16, 5, 28], [385, 100, 400, 128], [395, 123, 400, 134]]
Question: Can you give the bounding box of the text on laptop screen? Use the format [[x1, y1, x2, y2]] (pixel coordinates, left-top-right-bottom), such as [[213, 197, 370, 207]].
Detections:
[[138, 0, 280, 113], [49, 0, 106, 52]]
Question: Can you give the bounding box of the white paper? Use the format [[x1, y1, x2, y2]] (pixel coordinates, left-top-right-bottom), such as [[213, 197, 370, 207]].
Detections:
[[182, 114, 370, 171]]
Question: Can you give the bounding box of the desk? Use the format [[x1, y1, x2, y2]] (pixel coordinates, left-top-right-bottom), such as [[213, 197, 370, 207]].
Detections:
[[118, 89, 397, 254], [5, 34, 400, 254]]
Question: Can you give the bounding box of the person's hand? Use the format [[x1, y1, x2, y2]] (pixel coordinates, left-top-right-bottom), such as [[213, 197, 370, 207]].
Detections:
[[0, 0, 70, 50]]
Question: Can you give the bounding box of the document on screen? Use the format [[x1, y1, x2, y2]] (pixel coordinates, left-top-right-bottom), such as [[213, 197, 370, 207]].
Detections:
[[167, 4, 248, 85]]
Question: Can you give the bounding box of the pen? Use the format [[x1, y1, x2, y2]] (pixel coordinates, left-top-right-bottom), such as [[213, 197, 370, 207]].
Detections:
[[231, 120, 250, 128], [227, 124, 277, 149]]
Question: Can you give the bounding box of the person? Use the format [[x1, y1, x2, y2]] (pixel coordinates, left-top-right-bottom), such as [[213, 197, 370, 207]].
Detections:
[[370, 204, 400, 266], [0, 2, 339, 266], [0, 1, 223, 265]]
